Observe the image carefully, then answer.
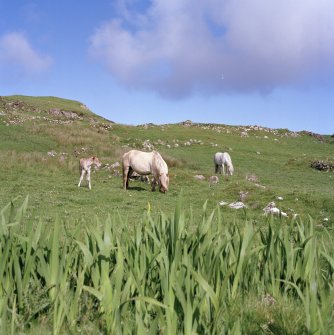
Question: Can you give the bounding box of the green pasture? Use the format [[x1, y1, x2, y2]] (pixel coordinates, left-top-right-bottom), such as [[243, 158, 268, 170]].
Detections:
[[0, 95, 333, 333], [0, 96, 333, 227]]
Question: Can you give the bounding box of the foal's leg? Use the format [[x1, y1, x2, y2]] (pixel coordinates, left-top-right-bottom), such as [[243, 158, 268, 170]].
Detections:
[[86, 169, 91, 190], [78, 169, 85, 187]]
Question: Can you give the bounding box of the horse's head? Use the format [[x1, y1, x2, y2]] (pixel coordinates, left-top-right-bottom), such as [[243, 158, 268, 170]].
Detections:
[[92, 156, 102, 168], [159, 173, 169, 193]]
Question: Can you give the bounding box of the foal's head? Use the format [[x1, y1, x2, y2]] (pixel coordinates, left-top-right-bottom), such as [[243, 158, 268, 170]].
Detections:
[[92, 156, 102, 168]]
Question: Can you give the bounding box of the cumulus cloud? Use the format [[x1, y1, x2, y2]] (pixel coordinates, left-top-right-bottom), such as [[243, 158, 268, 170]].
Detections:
[[89, 0, 334, 98], [0, 32, 53, 77]]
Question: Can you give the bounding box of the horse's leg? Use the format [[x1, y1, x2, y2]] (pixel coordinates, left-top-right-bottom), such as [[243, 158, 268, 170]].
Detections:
[[123, 165, 129, 189], [151, 176, 157, 191], [127, 167, 134, 188], [222, 164, 225, 176], [215, 163, 218, 174], [78, 169, 85, 187]]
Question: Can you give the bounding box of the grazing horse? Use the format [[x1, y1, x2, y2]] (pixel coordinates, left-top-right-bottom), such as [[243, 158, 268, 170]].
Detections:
[[122, 150, 169, 192], [78, 156, 102, 190], [214, 152, 234, 176]]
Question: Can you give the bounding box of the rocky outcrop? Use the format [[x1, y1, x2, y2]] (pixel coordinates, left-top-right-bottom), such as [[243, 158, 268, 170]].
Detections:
[[311, 160, 334, 171]]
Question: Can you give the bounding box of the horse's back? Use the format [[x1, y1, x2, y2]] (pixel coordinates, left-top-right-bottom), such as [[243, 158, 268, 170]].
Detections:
[[123, 150, 154, 175], [223, 152, 232, 163], [214, 152, 223, 164]]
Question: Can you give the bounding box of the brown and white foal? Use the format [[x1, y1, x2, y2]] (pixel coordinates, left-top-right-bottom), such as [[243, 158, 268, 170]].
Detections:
[[78, 156, 102, 190]]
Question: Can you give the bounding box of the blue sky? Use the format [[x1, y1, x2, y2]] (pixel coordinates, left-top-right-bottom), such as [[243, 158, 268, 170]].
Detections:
[[1, 0, 333, 134]]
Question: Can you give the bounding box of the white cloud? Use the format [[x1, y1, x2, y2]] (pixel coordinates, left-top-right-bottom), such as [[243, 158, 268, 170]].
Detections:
[[90, 0, 334, 98], [0, 32, 53, 76]]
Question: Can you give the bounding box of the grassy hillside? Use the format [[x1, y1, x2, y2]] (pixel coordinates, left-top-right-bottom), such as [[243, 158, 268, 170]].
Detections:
[[1, 95, 334, 334], [0, 95, 333, 228]]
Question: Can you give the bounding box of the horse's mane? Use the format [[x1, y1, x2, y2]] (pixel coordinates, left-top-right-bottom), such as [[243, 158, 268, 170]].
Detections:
[[153, 151, 168, 173]]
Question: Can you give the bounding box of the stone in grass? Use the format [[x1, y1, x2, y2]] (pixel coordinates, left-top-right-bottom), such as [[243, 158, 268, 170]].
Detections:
[[263, 201, 287, 217], [228, 201, 247, 209], [209, 175, 219, 184]]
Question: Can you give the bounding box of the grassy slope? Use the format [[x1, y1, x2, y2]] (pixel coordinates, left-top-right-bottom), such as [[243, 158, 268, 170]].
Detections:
[[0, 95, 333, 232]]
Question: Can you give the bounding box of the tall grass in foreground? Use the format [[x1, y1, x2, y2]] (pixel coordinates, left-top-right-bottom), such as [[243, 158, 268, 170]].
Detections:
[[0, 197, 333, 334]]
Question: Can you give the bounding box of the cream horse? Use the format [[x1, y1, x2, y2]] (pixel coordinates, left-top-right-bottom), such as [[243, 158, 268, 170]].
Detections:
[[122, 150, 169, 192], [78, 156, 102, 190], [214, 152, 234, 176]]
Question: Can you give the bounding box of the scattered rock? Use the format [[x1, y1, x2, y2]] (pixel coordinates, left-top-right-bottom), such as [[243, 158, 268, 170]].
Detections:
[[263, 202, 287, 217], [209, 176, 219, 184], [142, 139, 154, 151], [219, 201, 229, 206], [246, 174, 259, 183], [302, 131, 325, 142], [311, 160, 334, 172], [228, 201, 247, 209], [194, 175, 206, 181], [239, 191, 249, 202], [246, 174, 266, 188], [277, 196, 284, 201], [110, 162, 120, 169], [182, 120, 193, 126], [254, 183, 266, 189], [103, 162, 121, 176], [261, 294, 276, 306], [48, 108, 80, 119]]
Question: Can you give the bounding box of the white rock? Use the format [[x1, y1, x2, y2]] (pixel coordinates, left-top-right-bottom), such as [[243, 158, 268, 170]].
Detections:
[[228, 201, 247, 209], [263, 201, 287, 217], [209, 176, 219, 184]]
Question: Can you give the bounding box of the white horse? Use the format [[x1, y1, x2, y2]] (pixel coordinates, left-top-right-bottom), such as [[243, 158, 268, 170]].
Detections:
[[214, 152, 234, 176], [78, 156, 102, 190], [122, 150, 169, 192]]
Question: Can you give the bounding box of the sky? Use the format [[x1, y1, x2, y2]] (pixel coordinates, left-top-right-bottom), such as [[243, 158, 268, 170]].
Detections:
[[0, 0, 333, 134]]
